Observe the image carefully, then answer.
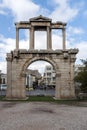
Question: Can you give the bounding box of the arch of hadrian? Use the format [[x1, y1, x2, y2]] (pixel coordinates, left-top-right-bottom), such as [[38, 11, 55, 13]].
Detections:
[[6, 15, 78, 99]]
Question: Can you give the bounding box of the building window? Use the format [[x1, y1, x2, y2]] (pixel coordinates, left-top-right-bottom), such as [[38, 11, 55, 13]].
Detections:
[[53, 77, 55, 81], [47, 78, 51, 82], [3, 78, 5, 84], [47, 73, 51, 76], [0, 78, 2, 84], [47, 67, 51, 70]]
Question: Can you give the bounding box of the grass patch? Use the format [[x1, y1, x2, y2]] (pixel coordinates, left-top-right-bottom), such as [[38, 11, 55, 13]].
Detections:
[[0, 96, 5, 100], [26, 96, 87, 107], [0, 95, 87, 107], [26, 96, 54, 102]]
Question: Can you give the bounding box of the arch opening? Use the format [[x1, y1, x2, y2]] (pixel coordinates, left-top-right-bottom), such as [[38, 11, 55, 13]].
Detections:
[[24, 60, 56, 97]]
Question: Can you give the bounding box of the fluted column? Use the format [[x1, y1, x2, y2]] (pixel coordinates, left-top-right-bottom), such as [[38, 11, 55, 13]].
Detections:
[[16, 28, 19, 50], [62, 28, 66, 50], [30, 26, 34, 49], [47, 26, 52, 50]]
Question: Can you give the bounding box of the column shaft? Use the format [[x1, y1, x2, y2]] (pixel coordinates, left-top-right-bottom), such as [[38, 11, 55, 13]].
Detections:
[[62, 28, 66, 50], [30, 27, 34, 49], [16, 28, 19, 50], [47, 26, 52, 50]]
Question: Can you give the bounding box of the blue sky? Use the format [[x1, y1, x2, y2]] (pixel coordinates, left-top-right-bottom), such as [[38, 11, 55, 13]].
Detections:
[[0, 0, 87, 73]]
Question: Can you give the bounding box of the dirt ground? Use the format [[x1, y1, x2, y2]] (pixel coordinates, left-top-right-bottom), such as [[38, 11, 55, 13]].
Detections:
[[0, 101, 87, 130]]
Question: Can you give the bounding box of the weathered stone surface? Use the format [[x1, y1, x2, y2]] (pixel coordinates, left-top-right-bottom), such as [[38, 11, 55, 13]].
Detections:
[[6, 49, 78, 99], [6, 16, 79, 99]]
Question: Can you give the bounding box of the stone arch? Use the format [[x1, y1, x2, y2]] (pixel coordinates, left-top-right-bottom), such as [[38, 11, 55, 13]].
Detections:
[[6, 15, 78, 99], [20, 56, 61, 99], [21, 56, 60, 75]]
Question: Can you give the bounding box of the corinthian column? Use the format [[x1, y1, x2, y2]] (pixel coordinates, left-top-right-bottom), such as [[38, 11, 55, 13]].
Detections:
[[62, 28, 66, 50], [16, 28, 19, 50], [30, 26, 34, 49], [47, 26, 52, 50]]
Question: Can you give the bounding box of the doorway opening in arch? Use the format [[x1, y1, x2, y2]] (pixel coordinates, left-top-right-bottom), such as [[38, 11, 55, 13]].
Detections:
[[25, 60, 56, 97]]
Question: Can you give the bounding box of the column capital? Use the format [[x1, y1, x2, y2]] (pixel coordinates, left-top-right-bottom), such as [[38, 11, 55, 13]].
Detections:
[[6, 53, 13, 62]]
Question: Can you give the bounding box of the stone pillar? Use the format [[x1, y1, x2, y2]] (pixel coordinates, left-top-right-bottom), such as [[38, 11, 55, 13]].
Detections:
[[6, 56, 26, 99], [70, 60, 76, 98], [6, 54, 13, 98], [55, 72, 61, 99], [62, 28, 66, 50], [16, 28, 19, 50], [30, 26, 34, 49], [47, 26, 52, 49]]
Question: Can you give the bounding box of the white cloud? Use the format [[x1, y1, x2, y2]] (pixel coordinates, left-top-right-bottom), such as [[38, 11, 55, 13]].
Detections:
[[50, 0, 79, 22], [0, 34, 29, 73], [19, 39, 29, 49], [35, 32, 46, 50], [0, 36, 15, 53], [75, 41, 87, 61], [52, 34, 62, 49], [83, 10, 87, 17], [0, 35, 15, 73], [0, 31, 63, 73], [19, 31, 63, 50], [0, 0, 79, 22], [2, 0, 40, 21], [0, 10, 7, 15], [66, 39, 87, 63], [30, 31, 63, 50], [29, 61, 51, 75], [1, 32, 87, 73], [0, 0, 86, 73], [68, 26, 84, 35], [0, 61, 7, 73]]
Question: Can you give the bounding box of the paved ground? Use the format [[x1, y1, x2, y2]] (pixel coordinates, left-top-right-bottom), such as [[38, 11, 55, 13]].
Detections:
[[0, 102, 87, 130]]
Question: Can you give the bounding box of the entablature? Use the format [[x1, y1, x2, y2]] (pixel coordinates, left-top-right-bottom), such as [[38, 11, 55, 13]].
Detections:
[[15, 15, 67, 29]]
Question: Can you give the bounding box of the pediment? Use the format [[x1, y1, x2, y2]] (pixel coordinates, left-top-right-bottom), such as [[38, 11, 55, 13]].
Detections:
[[30, 15, 52, 22]]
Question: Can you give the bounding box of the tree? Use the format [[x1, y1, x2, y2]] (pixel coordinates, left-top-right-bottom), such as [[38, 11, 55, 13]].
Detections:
[[75, 59, 87, 93]]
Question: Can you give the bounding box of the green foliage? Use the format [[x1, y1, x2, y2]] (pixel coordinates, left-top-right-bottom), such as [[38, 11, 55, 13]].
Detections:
[[75, 59, 87, 93], [27, 96, 54, 102]]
